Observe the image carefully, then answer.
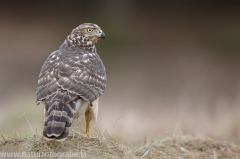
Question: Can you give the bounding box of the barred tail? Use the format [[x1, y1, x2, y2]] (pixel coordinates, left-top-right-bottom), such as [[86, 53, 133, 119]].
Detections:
[[43, 91, 77, 141]]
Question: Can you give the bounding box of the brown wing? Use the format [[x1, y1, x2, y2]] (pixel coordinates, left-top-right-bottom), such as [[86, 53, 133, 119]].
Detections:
[[36, 48, 107, 104]]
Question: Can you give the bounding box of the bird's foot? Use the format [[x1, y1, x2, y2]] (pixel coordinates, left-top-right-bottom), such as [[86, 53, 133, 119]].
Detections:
[[85, 132, 90, 138]]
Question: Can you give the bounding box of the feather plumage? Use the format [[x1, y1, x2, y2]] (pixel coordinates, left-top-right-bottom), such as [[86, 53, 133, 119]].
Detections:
[[36, 23, 107, 141]]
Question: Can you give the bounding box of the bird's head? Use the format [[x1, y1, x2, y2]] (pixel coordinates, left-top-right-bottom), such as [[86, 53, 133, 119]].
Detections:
[[71, 23, 105, 43]]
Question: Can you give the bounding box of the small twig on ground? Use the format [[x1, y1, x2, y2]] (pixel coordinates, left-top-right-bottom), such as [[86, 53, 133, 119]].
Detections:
[[0, 128, 7, 141], [140, 149, 149, 158], [22, 111, 35, 136], [112, 115, 124, 137]]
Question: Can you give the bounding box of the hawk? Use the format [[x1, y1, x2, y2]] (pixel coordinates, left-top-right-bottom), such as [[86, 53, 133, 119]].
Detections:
[[36, 23, 107, 141]]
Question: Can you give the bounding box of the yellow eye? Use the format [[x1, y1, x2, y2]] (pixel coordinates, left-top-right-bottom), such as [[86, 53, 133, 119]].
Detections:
[[87, 28, 93, 32]]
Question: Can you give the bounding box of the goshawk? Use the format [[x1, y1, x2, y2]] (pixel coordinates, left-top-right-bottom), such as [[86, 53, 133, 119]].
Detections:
[[36, 23, 107, 141]]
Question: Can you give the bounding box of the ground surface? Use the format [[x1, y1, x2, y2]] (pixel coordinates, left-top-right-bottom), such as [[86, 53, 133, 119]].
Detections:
[[0, 130, 240, 159]]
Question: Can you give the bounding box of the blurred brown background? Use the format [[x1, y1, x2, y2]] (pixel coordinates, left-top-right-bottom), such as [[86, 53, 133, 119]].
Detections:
[[0, 1, 240, 143]]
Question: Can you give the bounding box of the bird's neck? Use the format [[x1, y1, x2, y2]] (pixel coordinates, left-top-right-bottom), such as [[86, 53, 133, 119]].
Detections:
[[59, 34, 96, 53]]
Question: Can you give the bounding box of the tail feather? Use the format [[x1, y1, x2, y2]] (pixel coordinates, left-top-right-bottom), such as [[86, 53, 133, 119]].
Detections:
[[43, 91, 77, 141]]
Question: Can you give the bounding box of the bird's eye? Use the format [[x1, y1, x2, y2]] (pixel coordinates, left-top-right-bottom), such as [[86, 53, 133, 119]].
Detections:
[[87, 28, 93, 32]]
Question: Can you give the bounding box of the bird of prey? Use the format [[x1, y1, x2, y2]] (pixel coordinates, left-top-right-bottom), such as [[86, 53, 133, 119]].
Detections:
[[36, 23, 107, 141]]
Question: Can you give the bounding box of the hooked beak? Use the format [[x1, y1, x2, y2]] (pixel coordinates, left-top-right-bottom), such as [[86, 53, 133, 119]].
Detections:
[[98, 31, 105, 40]]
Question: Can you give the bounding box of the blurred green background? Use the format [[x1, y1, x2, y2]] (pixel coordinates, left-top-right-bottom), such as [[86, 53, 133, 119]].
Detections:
[[0, 1, 240, 143]]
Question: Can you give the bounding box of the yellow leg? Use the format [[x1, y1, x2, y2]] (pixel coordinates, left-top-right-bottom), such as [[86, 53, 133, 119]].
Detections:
[[85, 108, 91, 137]]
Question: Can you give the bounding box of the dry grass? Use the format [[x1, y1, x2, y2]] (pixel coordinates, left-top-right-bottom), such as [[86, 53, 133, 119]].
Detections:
[[133, 135, 240, 159], [0, 130, 240, 159], [0, 128, 131, 159]]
